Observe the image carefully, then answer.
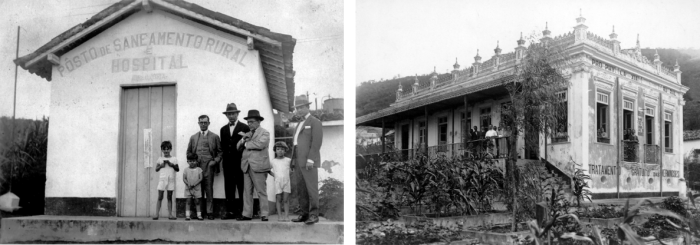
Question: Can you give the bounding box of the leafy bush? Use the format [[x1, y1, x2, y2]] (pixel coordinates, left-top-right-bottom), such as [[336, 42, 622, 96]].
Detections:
[[357, 151, 503, 220], [356, 219, 466, 245], [577, 204, 624, 219], [661, 196, 687, 217], [318, 178, 343, 221], [570, 162, 591, 208], [504, 161, 554, 223]]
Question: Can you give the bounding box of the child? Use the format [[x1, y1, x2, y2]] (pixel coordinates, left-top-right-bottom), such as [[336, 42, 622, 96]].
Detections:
[[154, 141, 179, 220], [183, 153, 203, 221], [269, 141, 291, 222]]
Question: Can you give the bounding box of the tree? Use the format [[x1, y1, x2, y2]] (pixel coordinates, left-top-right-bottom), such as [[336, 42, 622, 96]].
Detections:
[[500, 35, 572, 231]]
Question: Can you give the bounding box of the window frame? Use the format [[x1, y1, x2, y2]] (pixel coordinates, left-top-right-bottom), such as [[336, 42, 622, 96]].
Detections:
[[418, 121, 426, 147], [438, 116, 448, 144], [596, 91, 611, 143], [664, 111, 672, 153], [480, 107, 492, 130], [553, 90, 569, 143]]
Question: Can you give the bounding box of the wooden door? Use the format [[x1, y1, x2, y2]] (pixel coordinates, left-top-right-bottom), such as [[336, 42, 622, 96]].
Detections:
[[119, 85, 176, 217]]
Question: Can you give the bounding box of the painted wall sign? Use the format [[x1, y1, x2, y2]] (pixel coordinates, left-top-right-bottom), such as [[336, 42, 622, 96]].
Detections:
[[663, 170, 679, 178], [111, 54, 187, 73], [589, 164, 618, 176], [57, 32, 249, 77], [638, 116, 644, 136]]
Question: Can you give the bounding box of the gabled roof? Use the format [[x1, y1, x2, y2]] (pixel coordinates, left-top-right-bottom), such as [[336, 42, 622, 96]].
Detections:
[[13, 0, 296, 112]]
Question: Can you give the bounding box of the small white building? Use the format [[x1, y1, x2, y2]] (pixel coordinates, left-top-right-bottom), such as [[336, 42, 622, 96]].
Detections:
[[684, 130, 700, 163], [14, 0, 296, 217]]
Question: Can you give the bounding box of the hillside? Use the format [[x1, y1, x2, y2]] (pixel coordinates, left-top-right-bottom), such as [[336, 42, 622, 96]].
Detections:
[[356, 49, 700, 130]]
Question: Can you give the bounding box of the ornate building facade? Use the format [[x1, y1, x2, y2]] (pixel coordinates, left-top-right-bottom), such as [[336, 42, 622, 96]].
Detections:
[[357, 14, 689, 199]]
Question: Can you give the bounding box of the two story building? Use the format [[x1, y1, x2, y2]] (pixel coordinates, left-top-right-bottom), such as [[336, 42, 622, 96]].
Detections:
[[357, 14, 689, 199]]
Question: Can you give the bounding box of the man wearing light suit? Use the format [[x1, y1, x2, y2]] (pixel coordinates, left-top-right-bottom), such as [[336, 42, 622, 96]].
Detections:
[[186, 115, 222, 220], [236, 109, 271, 221], [290, 96, 323, 225]]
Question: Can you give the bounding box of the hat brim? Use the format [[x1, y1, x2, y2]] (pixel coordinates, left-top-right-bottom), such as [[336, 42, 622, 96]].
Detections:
[[292, 102, 312, 108], [243, 116, 264, 121], [222, 110, 241, 114]]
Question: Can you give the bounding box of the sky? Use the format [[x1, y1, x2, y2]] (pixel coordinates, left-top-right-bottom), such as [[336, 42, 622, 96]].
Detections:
[[356, 0, 700, 85], [0, 0, 343, 119]]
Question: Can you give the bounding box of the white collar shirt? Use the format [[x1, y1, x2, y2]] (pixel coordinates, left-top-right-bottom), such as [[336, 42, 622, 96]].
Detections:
[[293, 113, 311, 145], [229, 121, 237, 136]]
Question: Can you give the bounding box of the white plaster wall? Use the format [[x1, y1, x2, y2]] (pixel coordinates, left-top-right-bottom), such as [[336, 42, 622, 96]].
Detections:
[[318, 122, 344, 182], [45, 10, 275, 199]]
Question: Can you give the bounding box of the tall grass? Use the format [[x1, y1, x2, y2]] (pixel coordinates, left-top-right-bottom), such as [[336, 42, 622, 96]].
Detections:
[[0, 116, 48, 216]]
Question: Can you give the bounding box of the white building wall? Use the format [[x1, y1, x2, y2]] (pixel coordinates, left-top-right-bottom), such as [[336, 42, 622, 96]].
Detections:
[[45, 10, 275, 199]]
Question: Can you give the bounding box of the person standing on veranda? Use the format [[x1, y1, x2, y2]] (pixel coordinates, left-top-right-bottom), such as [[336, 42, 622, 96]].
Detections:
[[186, 115, 222, 220], [237, 110, 271, 221], [219, 103, 250, 220], [290, 97, 323, 225]]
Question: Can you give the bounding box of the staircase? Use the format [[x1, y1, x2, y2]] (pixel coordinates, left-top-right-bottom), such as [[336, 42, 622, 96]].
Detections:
[[538, 158, 573, 200]]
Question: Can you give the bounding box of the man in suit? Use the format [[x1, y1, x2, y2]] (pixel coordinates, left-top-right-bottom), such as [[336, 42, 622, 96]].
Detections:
[[290, 96, 323, 225], [186, 115, 222, 220], [236, 110, 271, 221], [219, 103, 250, 220]]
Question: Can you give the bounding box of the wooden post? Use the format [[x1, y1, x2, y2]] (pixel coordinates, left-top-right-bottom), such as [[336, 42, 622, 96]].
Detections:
[[616, 77, 622, 199], [425, 106, 429, 153], [451, 107, 455, 156], [657, 92, 670, 196], [464, 95, 468, 144], [381, 118, 386, 154]]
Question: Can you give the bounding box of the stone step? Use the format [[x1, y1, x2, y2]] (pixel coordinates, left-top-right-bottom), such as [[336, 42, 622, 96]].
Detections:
[[0, 215, 343, 244]]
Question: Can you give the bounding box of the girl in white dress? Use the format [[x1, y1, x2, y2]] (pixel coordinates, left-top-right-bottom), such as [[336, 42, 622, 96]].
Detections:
[[269, 141, 291, 221]]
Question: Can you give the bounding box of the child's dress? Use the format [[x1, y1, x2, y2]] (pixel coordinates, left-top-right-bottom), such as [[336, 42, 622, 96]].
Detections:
[[270, 157, 291, 194], [156, 156, 177, 191], [183, 167, 203, 198]]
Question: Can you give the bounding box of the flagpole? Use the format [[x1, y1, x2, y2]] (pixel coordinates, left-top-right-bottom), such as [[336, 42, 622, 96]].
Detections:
[[10, 26, 20, 192]]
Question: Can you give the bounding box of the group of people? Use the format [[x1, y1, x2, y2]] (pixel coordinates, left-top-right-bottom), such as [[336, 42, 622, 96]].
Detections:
[[467, 125, 507, 141], [623, 129, 639, 142], [151, 97, 323, 225]]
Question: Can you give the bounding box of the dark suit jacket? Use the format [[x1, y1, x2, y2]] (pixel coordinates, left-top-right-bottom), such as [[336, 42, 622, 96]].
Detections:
[[220, 121, 250, 170], [293, 115, 323, 168], [186, 131, 223, 173], [236, 127, 271, 173]]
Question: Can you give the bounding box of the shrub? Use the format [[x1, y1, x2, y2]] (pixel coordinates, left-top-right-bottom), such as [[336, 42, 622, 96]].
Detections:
[[318, 178, 343, 221], [356, 219, 466, 245]]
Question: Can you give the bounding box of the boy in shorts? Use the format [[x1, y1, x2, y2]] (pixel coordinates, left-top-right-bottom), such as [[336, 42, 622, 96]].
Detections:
[[183, 153, 204, 220], [154, 141, 179, 220]]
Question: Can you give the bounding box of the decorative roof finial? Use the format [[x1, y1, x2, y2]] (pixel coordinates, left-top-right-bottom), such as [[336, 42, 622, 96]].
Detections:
[[517, 32, 526, 46], [454, 58, 460, 69], [674, 59, 680, 71], [414, 74, 419, 85], [542, 22, 551, 37], [494, 41, 502, 54], [474, 49, 482, 62], [576, 9, 586, 24], [609, 25, 618, 40]]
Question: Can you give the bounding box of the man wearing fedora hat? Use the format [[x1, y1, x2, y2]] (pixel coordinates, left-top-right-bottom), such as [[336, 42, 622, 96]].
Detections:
[[219, 103, 250, 220], [186, 115, 222, 220], [290, 96, 323, 225], [236, 109, 272, 221]]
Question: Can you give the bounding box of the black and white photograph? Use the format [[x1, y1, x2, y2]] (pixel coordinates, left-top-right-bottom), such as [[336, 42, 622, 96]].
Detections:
[[355, 0, 700, 244], [0, 0, 343, 243]]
